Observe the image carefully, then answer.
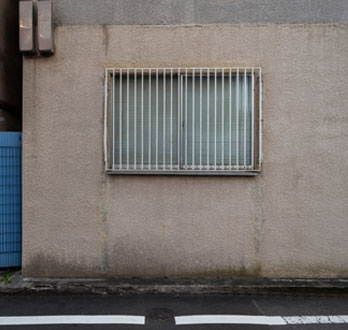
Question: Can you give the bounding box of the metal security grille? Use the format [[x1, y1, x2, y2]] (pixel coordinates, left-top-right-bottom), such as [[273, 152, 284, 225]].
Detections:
[[104, 68, 262, 175], [0, 132, 22, 267]]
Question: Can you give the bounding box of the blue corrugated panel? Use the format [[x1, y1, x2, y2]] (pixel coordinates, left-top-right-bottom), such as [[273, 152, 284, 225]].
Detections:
[[0, 132, 22, 268]]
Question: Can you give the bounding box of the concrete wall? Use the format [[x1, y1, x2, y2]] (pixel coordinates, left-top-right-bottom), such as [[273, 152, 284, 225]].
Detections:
[[22, 23, 348, 278], [52, 0, 348, 26]]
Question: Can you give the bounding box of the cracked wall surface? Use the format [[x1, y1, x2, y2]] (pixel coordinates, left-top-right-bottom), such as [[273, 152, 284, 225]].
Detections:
[[22, 24, 348, 278]]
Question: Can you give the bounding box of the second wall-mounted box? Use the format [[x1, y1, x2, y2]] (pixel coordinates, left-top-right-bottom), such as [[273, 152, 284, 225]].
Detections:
[[37, 0, 54, 55], [19, 0, 54, 56]]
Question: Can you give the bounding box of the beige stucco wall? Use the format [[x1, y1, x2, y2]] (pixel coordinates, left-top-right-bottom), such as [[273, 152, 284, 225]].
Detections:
[[23, 24, 348, 278]]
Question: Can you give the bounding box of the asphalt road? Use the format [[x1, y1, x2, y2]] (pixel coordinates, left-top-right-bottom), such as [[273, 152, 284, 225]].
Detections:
[[0, 294, 348, 329]]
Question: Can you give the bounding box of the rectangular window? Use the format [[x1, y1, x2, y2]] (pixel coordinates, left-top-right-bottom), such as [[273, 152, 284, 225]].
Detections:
[[104, 68, 262, 175]]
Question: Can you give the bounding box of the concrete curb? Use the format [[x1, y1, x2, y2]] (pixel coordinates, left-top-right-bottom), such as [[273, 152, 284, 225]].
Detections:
[[1, 272, 348, 295]]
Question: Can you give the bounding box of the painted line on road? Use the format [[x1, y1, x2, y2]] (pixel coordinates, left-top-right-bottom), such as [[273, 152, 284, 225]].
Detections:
[[283, 315, 348, 324], [2, 314, 348, 326], [175, 315, 348, 325], [0, 315, 145, 326]]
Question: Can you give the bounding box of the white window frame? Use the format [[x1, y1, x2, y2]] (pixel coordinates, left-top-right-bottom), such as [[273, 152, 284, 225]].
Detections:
[[104, 67, 262, 176]]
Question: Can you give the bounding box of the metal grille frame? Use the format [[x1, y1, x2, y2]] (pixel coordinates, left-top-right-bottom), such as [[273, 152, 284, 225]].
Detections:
[[0, 132, 22, 267], [104, 67, 262, 176]]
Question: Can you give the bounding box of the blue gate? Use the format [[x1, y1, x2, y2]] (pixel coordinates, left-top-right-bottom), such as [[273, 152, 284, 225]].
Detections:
[[0, 132, 22, 267]]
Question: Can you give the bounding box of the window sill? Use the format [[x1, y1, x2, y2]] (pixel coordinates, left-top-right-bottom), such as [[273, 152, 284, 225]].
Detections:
[[106, 170, 260, 176]]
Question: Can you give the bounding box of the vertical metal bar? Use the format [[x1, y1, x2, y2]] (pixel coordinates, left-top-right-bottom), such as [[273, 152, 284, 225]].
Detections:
[[148, 69, 152, 168], [251, 68, 254, 168], [259, 67, 263, 169], [163, 69, 166, 169], [185, 69, 188, 168], [214, 68, 217, 170], [244, 68, 247, 168], [155, 69, 159, 170], [134, 69, 137, 169], [170, 68, 173, 169], [119, 69, 123, 169], [112, 69, 115, 170], [236, 68, 239, 168], [177, 68, 181, 169], [180, 74, 184, 170], [192, 68, 195, 169], [104, 69, 108, 170], [126, 69, 130, 170], [141, 69, 144, 170], [200, 68, 202, 169], [207, 68, 210, 169], [221, 68, 224, 169], [229, 68, 232, 170]]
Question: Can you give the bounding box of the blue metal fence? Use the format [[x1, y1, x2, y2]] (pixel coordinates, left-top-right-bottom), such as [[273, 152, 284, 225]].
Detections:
[[0, 132, 22, 268]]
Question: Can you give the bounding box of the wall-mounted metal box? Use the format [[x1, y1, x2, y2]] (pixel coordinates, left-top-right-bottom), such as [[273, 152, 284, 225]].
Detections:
[[37, 0, 54, 55], [19, 0, 34, 55]]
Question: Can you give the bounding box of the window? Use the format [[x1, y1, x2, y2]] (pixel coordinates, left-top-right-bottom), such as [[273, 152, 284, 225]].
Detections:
[[104, 68, 262, 175]]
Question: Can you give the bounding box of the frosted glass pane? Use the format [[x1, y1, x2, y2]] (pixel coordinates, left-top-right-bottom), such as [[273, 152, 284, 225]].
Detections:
[[183, 73, 252, 167], [111, 72, 179, 167], [110, 70, 253, 170]]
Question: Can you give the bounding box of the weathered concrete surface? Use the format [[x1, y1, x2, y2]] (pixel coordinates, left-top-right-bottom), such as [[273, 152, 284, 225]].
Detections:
[[52, 0, 348, 26], [4, 271, 348, 295], [23, 24, 348, 278]]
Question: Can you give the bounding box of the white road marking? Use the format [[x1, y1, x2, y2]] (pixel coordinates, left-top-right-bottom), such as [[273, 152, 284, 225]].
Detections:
[[2, 314, 348, 326], [0, 315, 145, 326], [175, 315, 286, 325], [175, 314, 348, 326], [284, 315, 348, 324]]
